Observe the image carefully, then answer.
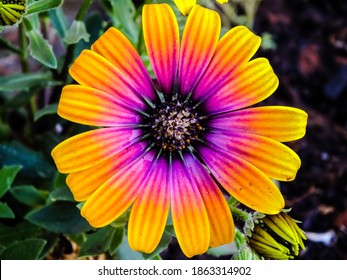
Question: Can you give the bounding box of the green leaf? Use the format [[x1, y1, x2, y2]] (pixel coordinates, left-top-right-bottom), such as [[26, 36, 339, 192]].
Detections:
[[27, 0, 63, 15], [78, 226, 115, 258], [0, 222, 44, 247], [26, 29, 57, 69], [0, 142, 55, 179], [49, 187, 75, 202], [0, 238, 47, 260], [64, 20, 90, 45], [109, 227, 124, 255], [25, 201, 92, 234], [0, 202, 15, 219], [0, 72, 52, 92], [109, 0, 138, 44], [9, 185, 47, 207], [142, 228, 172, 260], [34, 104, 58, 121], [0, 165, 21, 198], [48, 6, 68, 38]]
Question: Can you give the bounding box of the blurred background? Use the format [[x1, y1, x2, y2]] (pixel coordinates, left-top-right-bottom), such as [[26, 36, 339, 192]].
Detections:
[[0, 0, 346, 259]]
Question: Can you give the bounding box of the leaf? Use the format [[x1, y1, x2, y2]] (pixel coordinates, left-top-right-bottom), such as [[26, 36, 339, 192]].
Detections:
[[0, 142, 55, 180], [64, 20, 90, 45], [0, 72, 52, 92], [109, 227, 124, 255], [48, 6, 68, 38], [26, 29, 57, 69], [109, 0, 138, 44], [27, 0, 63, 15], [48, 187, 75, 202], [0, 222, 43, 247], [0, 165, 21, 198], [0, 202, 15, 219], [34, 104, 58, 121], [78, 226, 115, 258], [25, 201, 92, 234], [0, 238, 47, 260], [9, 185, 47, 207]]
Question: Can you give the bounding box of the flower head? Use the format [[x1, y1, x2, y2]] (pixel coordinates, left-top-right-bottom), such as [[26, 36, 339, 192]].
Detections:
[[51, 4, 307, 257], [247, 212, 307, 259], [0, 0, 26, 26]]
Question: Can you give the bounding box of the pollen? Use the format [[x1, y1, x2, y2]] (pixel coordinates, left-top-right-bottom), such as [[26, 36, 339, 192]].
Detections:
[[149, 97, 204, 152]]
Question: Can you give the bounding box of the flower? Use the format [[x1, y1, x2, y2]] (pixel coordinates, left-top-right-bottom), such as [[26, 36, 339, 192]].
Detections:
[[0, 0, 26, 26], [51, 4, 307, 257], [174, 0, 228, 16], [247, 212, 307, 259]]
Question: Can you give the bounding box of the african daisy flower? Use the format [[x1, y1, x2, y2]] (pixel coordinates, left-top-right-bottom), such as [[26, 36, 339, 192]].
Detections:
[[51, 4, 307, 257]]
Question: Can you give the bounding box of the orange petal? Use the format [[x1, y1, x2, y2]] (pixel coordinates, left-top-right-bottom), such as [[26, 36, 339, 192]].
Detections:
[[91, 27, 156, 101], [69, 50, 146, 109], [143, 4, 179, 95], [178, 5, 221, 96], [206, 132, 302, 181], [81, 151, 156, 228], [66, 142, 146, 201], [185, 155, 234, 248], [51, 127, 141, 173], [193, 26, 261, 102], [207, 57, 279, 114], [200, 146, 284, 214], [128, 158, 170, 253], [58, 85, 140, 126], [210, 106, 308, 142], [170, 158, 210, 257]]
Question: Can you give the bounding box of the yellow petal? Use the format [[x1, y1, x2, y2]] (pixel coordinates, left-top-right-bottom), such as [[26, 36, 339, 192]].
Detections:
[[81, 152, 156, 228], [173, 0, 196, 16]]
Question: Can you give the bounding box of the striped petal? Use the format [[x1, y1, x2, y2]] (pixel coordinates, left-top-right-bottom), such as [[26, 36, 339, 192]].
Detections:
[[184, 155, 234, 248], [128, 158, 170, 253], [66, 141, 146, 201], [91, 27, 156, 102], [200, 146, 284, 214], [206, 132, 301, 181], [173, 0, 196, 16], [58, 85, 140, 127], [171, 158, 210, 257], [69, 50, 147, 109], [51, 127, 141, 174], [209, 106, 308, 142], [81, 151, 156, 228], [193, 26, 261, 102], [178, 5, 221, 96], [143, 4, 179, 95], [206, 58, 279, 114]]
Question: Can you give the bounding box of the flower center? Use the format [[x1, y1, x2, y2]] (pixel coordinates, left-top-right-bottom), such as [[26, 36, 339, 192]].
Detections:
[[145, 96, 205, 153]]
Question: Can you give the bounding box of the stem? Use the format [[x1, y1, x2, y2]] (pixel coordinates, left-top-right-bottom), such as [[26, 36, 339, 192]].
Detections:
[[229, 205, 250, 222], [18, 22, 29, 73]]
